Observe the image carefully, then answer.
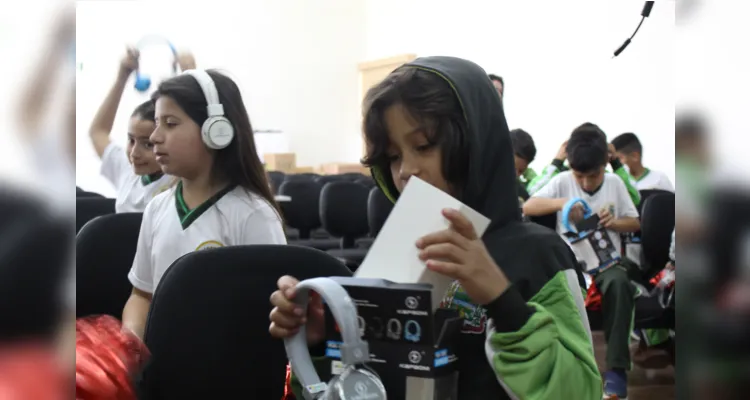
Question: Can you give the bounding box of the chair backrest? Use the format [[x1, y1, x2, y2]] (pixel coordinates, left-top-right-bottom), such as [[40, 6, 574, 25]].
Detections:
[[76, 198, 116, 233], [76, 213, 143, 319], [0, 191, 70, 342], [367, 187, 394, 237], [355, 177, 376, 189], [140, 245, 351, 400], [320, 181, 370, 247], [341, 172, 366, 182], [76, 187, 104, 198], [638, 189, 672, 213], [267, 171, 286, 194], [285, 173, 320, 182], [640, 192, 675, 277], [316, 174, 346, 186], [278, 180, 322, 238]]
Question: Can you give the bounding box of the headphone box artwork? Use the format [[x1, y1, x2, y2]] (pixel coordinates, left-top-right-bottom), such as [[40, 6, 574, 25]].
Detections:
[[321, 277, 463, 400], [562, 199, 621, 275]]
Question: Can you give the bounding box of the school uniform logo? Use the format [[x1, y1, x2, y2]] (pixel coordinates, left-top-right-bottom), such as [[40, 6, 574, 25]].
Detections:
[[195, 240, 225, 251], [440, 281, 487, 334]]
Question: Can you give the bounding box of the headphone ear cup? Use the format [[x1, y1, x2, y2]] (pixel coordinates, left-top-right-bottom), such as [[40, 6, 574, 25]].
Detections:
[[201, 117, 235, 150], [323, 374, 341, 399], [134, 75, 151, 92], [333, 368, 386, 400]]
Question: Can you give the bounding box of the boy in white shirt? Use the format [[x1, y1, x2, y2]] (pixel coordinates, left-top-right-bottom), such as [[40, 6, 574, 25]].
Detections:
[[523, 123, 641, 400], [612, 132, 674, 192]]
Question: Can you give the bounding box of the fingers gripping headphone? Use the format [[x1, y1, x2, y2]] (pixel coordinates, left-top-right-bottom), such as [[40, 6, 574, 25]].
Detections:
[[284, 278, 386, 400], [182, 70, 235, 150], [134, 35, 178, 92]]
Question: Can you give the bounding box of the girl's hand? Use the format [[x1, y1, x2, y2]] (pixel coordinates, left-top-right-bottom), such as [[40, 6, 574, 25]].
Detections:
[[555, 141, 568, 162], [269, 276, 326, 346], [175, 52, 197, 71], [416, 208, 509, 305], [119, 47, 139, 76]]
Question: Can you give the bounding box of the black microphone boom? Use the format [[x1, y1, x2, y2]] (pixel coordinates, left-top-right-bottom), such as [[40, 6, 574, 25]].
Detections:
[[613, 1, 655, 58]]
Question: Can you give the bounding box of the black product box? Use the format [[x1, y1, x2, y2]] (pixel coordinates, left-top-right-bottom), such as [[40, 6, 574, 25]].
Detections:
[[320, 277, 462, 400]]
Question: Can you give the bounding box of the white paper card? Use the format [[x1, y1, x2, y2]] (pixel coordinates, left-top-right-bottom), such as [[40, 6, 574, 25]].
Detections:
[[355, 177, 491, 311]]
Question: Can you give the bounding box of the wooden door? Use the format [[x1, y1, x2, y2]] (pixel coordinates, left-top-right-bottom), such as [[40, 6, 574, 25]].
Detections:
[[357, 54, 417, 157]]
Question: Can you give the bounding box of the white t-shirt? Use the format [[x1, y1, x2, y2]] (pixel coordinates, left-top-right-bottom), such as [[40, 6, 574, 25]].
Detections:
[[100, 143, 174, 213], [128, 183, 287, 293], [533, 171, 639, 258], [635, 169, 673, 192]]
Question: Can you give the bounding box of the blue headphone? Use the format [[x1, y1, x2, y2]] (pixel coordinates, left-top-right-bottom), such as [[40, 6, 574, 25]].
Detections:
[[133, 35, 178, 92], [561, 198, 594, 237], [404, 320, 421, 343]]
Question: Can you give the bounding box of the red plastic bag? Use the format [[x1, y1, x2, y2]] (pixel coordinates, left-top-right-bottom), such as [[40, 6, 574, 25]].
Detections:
[[0, 342, 66, 400], [282, 363, 296, 400], [585, 281, 602, 311], [76, 315, 150, 400]]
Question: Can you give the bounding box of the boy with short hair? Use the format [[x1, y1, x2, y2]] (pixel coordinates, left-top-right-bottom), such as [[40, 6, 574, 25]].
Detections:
[[509, 128, 537, 202], [526, 125, 641, 208], [612, 132, 673, 191], [523, 123, 641, 399]]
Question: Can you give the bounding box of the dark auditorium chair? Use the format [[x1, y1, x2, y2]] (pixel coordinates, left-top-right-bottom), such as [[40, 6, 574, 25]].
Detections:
[[355, 177, 376, 189], [341, 172, 366, 182], [0, 190, 70, 342], [639, 192, 675, 279], [355, 187, 394, 249], [637, 189, 673, 214], [285, 172, 320, 181], [138, 245, 352, 400], [76, 187, 105, 198], [316, 174, 346, 186], [76, 197, 116, 233], [267, 171, 286, 194], [76, 213, 143, 319], [278, 180, 339, 250], [323, 182, 371, 268]]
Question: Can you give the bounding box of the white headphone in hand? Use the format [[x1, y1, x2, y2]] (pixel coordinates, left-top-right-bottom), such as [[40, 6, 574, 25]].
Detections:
[[182, 69, 235, 150], [284, 278, 386, 400]]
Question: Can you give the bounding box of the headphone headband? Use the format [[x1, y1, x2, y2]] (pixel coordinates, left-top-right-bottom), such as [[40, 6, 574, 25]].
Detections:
[[182, 69, 224, 118], [562, 198, 593, 236], [284, 278, 370, 399]]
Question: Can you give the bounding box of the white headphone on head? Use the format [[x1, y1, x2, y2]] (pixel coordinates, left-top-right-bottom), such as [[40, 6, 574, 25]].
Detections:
[[182, 69, 235, 150]]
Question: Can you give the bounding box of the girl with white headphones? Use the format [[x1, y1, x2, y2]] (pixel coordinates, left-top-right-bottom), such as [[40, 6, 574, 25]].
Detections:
[[89, 46, 191, 213], [122, 69, 286, 339]]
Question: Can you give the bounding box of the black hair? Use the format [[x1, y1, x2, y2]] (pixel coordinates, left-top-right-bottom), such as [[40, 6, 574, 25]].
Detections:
[[152, 70, 279, 213], [131, 100, 155, 121], [509, 129, 536, 163], [361, 67, 469, 197], [676, 113, 707, 142], [488, 74, 504, 86], [611, 132, 642, 155], [566, 122, 608, 173]]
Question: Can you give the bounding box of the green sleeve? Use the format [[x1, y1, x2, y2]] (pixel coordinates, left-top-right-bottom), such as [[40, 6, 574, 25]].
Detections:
[[522, 167, 538, 183], [526, 160, 564, 195], [610, 160, 640, 207], [485, 272, 602, 400]]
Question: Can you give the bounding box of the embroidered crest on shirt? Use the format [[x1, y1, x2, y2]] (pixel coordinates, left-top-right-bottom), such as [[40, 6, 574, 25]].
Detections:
[[195, 240, 225, 251], [440, 281, 487, 334]]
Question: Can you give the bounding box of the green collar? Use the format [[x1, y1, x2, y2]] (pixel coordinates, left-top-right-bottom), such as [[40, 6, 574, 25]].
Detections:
[[141, 171, 165, 186], [175, 181, 236, 229], [636, 168, 651, 182]]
